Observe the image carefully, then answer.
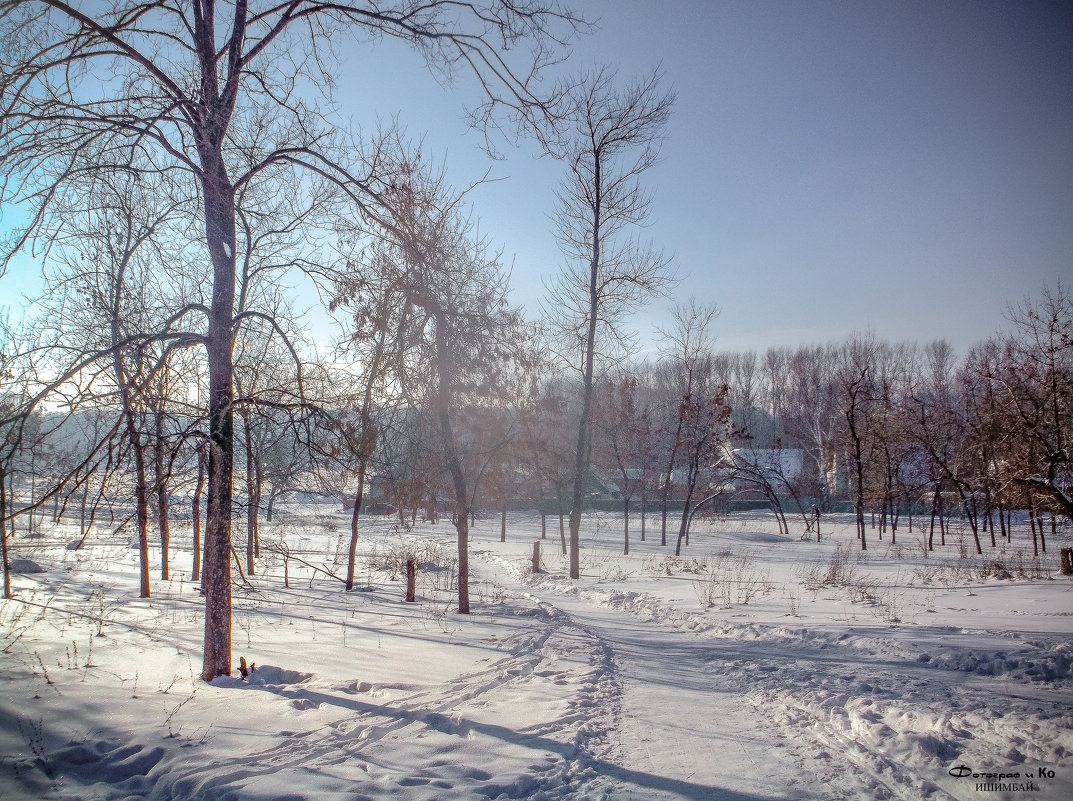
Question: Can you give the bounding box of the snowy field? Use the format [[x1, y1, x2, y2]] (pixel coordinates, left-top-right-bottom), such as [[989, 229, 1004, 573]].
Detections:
[[1, 505, 1071, 801]]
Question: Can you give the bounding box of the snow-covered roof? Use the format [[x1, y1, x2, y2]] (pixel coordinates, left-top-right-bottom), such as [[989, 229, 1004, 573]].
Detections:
[[731, 448, 804, 478]]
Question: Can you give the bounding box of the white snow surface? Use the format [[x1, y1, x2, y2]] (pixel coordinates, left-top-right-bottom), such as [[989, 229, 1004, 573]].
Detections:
[[2, 507, 1071, 800]]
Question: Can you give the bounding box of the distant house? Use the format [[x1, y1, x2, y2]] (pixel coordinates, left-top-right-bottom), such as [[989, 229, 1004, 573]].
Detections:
[[729, 448, 804, 481], [712, 447, 807, 502]]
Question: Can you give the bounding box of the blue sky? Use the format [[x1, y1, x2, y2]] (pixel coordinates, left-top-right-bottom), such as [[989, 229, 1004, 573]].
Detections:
[[3, 1, 1070, 358], [337, 0, 1073, 356]]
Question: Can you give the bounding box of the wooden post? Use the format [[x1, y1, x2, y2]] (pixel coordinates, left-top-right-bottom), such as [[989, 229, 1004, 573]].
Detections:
[[501, 507, 507, 542], [541, 512, 546, 540], [532, 541, 541, 574], [405, 557, 416, 602], [1060, 548, 1073, 576]]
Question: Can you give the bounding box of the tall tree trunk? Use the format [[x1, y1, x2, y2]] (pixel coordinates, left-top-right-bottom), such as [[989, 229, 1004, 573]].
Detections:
[[851, 444, 867, 551], [1, 466, 10, 599], [80, 477, 90, 539], [433, 317, 469, 613], [132, 432, 152, 597], [154, 408, 170, 580], [958, 492, 983, 555], [345, 323, 382, 591], [567, 174, 602, 581], [346, 468, 367, 591], [567, 374, 592, 578], [253, 458, 263, 559], [660, 412, 687, 548], [115, 383, 151, 599], [674, 452, 702, 556], [927, 484, 935, 553], [200, 163, 238, 682], [192, 447, 205, 583], [6, 472, 13, 543], [28, 471, 36, 537], [242, 409, 257, 576], [640, 487, 647, 541]]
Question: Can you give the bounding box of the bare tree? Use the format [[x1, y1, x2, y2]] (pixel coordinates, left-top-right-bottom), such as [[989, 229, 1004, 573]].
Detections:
[[868, 342, 915, 544], [908, 360, 985, 556], [2, 0, 582, 680], [332, 245, 403, 590], [594, 374, 642, 554], [782, 345, 840, 506], [836, 335, 879, 551], [338, 156, 536, 613], [28, 167, 193, 595], [653, 302, 730, 556], [995, 285, 1073, 523], [545, 67, 676, 578], [654, 301, 719, 548], [730, 446, 801, 537]]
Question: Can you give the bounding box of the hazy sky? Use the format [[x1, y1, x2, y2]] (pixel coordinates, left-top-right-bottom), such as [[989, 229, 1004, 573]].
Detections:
[[338, 0, 1073, 356], [2, 1, 1070, 359]]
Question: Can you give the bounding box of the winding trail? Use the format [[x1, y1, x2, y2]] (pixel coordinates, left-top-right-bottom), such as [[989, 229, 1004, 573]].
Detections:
[[502, 583, 814, 800]]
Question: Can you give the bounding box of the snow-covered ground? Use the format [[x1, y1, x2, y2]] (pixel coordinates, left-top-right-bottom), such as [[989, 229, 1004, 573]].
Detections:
[[2, 506, 1071, 800]]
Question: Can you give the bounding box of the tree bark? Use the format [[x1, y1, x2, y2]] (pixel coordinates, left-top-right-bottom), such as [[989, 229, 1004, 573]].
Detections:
[[200, 161, 238, 682], [242, 408, 257, 576], [133, 435, 152, 596], [640, 488, 647, 541], [405, 557, 416, 602], [154, 407, 170, 580], [192, 447, 205, 583], [346, 468, 367, 592], [1, 466, 10, 599]]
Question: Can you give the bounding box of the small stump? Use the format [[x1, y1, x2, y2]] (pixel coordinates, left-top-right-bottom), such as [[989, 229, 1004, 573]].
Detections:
[[405, 557, 417, 602]]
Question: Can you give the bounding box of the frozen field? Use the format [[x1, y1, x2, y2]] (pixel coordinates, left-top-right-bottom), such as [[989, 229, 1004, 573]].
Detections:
[[1, 506, 1071, 800]]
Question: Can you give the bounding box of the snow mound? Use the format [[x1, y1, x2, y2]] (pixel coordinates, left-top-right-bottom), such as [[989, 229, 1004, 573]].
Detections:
[[9, 558, 44, 573], [925, 641, 1073, 682], [245, 664, 312, 686], [209, 664, 312, 688]]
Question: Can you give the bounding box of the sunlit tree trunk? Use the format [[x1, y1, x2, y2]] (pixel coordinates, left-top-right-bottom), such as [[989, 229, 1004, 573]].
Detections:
[[192, 446, 205, 583], [200, 160, 238, 681], [154, 405, 171, 580]]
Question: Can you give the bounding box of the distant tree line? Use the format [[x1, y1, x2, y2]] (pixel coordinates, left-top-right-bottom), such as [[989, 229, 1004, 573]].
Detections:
[[581, 284, 1071, 560]]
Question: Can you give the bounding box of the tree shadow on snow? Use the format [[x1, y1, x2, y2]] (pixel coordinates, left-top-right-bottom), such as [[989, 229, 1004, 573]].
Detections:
[[241, 682, 784, 801]]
